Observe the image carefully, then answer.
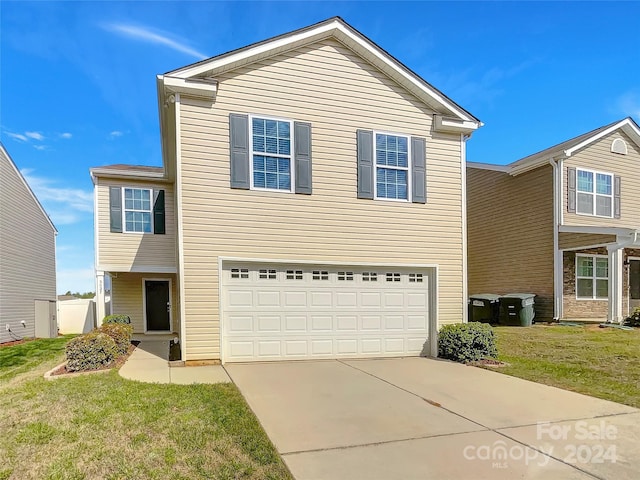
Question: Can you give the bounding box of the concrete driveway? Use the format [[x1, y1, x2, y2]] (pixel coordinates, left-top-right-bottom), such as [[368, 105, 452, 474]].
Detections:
[[226, 357, 640, 480]]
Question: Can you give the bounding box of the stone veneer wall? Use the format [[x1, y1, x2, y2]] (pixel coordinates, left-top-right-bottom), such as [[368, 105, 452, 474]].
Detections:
[[563, 247, 640, 319]]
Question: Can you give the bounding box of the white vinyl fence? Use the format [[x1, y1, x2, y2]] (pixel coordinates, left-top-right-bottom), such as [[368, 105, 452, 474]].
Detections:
[[57, 299, 96, 334]]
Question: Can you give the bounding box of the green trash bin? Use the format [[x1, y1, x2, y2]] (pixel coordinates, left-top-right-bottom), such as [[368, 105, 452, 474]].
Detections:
[[468, 294, 500, 323], [499, 293, 536, 326]]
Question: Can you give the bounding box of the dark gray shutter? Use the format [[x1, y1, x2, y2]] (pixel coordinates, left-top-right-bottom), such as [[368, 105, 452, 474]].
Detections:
[[294, 122, 312, 194], [109, 187, 122, 233], [411, 137, 426, 203], [229, 113, 250, 189], [614, 175, 621, 218], [357, 130, 374, 199], [567, 167, 576, 213], [153, 189, 165, 234]]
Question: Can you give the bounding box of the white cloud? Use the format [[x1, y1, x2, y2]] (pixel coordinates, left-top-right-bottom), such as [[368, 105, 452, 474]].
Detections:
[[109, 130, 123, 138], [20, 169, 93, 225], [7, 132, 28, 142], [25, 131, 45, 141], [104, 23, 207, 60], [57, 267, 96, 295], [615, 91, 640, 119], [33, 145, 47, 151], [60, 132, 72, 139]]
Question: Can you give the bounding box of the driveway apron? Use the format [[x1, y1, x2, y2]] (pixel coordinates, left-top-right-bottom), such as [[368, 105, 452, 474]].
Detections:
[[226, 358, 639, 480]]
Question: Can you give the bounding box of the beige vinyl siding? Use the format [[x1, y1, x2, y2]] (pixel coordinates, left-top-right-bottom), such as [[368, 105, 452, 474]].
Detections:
[[179, 38, 465, 360], [558, 232, 616, 250], [96, 179, 176, 271], [111, 273, 177, 333], [467, 166, 555, 319], [0, 148, 56, 343], [564, 131, 640, 227]]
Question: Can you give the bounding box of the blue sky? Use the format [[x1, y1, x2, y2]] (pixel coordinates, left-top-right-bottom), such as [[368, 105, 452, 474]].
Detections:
[[2, 1, 640, 294]]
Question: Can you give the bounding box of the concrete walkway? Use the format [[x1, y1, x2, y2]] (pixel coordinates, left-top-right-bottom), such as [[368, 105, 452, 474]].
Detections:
[[119, 340, 230, 384], [227, 358, 640, 480]]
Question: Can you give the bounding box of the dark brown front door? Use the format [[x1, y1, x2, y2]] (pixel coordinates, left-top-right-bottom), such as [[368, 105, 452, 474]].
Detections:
[[145, 280, 171, 331]]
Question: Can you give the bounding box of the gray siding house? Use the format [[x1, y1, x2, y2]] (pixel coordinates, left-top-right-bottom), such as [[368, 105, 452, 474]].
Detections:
[[0, 143, 57, 343]]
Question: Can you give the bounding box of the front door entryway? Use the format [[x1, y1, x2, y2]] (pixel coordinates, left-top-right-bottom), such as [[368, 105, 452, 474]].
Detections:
[[144, 279, 171, 332]]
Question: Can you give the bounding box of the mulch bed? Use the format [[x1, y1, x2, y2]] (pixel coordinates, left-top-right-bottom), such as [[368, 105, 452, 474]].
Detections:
[[468, 358, 509, 368], [0, 338, 35, 348], [49, 342, 138, 376]]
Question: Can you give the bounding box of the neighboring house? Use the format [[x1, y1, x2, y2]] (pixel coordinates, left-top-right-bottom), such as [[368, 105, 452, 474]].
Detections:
[[0, 143, 57, 343], [468, 117, 640, 323], [92, 17, 481, 363]]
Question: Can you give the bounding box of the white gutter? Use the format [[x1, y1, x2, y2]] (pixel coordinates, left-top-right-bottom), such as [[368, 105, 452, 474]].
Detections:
[[461, 133, 469, 323]]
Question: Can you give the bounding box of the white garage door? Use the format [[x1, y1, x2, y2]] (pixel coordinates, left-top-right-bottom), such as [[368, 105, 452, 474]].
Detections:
[[222, 263, 432, 362]]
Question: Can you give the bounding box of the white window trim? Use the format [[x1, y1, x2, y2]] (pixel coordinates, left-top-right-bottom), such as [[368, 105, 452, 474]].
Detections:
[[122, 187, 154, 234], [575, 253, 608, 300], [373, 130, 411, 202], [575, 168, 614, 218], [248, 113, 295, 193]]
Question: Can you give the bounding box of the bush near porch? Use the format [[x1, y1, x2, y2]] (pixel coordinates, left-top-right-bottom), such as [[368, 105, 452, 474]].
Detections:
[[65, 322, 133, 372], [491, 325, 640, 408]]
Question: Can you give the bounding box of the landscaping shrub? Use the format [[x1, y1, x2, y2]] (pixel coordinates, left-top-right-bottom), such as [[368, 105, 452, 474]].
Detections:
[[102, 314, 131, 325], [438, 322, 497, 363], [65, 332, 118, 372], [98, 323, 133, 356], [623, 307, 640, 328]]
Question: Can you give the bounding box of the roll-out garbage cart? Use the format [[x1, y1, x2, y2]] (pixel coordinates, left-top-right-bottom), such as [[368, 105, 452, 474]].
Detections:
[[499, 293, 536, 326], [468, 294, 500, 323]]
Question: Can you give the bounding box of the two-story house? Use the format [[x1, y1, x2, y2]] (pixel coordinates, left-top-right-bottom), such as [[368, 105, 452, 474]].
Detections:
[[1, 143, 57, 343], [92, 17, 481, 363], [468, 117, 640, 323]]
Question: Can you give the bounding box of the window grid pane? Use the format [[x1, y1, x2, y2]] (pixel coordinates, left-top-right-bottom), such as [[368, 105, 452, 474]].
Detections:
[[375, 133, 409, 200], [577, 170, 593, 192], [596, 174, 612, 195], [576, 256, 608, 299], [252, 117, 292, 191], [123, 188, 152, 233], [576, 170, 613, 217]]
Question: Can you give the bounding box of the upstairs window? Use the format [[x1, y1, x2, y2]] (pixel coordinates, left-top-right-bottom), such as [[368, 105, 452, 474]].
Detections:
[[109, 186, 164, 234], [124, 188, 152, 233], [375, 133, 409, 200], [251, 116, 292, 191], [576, 169, 613, 217]]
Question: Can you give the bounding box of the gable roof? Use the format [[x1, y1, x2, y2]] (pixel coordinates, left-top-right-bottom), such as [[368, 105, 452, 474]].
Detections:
[[156, 17, 482, 180], [508, 117, 640, 176], [0, 143, 57, 234], [161, 17, 480, 126]]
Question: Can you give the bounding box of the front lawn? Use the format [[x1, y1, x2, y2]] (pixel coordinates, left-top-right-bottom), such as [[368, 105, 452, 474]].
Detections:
[[0, 335, 75, 382], [493, 324, 640, 408], [0, 338, 292, 480]]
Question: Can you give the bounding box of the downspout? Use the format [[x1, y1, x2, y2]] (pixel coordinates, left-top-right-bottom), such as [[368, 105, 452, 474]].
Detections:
[[550, 158, 562, 321], [461, 133, 470, 323]]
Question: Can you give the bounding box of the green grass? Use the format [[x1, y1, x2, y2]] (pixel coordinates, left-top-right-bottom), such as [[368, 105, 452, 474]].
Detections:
[[0, 335, 76, 382], [492, 324, 640, 408], [0, 338, 293, 480]]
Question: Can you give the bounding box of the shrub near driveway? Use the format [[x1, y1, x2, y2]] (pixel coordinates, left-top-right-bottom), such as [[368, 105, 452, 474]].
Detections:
[[438, 322, 498, 363]]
